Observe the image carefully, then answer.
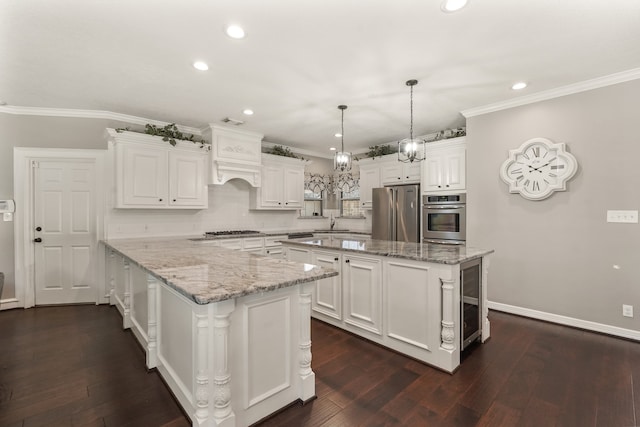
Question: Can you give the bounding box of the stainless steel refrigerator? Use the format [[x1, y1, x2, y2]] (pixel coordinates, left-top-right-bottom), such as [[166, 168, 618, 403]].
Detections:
[[371, 184, 420, 242]]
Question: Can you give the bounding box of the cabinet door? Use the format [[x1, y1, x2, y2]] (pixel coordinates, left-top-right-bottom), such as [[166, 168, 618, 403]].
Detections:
[[310, 250, 342, 320], [358, 165, 381, 209], [404, 161, 422, 184], [260, 165, 285, 208], [381, 162, 403, 185], [169, 151, 208, 207], [285, 246, 310, 263], [282, 166, 304, 208], [343, 255, 382, 335], [423, 153, 445, 193], [443, 147, 466, 191], [264, 247, 283, 258], [120, 144, 168, 207]]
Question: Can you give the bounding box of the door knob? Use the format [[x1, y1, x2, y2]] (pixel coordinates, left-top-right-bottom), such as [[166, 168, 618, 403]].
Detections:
[[36, 226, 42, 232], [34, 238, 42, 243]]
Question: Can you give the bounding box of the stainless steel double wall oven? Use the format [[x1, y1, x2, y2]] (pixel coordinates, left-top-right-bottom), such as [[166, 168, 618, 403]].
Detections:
[[422, 193, 466, 245]]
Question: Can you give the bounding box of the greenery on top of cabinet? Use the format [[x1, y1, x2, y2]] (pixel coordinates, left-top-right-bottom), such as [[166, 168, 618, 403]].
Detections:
[[264, 145, 305, 160], [115, 124, 210, 150], [365, 144, 397, 159]]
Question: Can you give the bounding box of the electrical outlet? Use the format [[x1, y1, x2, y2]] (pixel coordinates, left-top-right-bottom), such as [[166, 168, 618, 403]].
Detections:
[[622, 304, 634, 318], [607, 210, 639, 223]]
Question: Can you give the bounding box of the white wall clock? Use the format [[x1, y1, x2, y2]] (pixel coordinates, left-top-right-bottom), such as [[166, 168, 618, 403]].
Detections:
[[500, 137, 577, 201]]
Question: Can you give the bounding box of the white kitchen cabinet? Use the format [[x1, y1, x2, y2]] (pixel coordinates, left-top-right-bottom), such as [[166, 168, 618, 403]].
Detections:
[[264, 235, 287, 258], [241, 237, 265, 254], [342, 254, 382, 336], [310, 250, 342, 321], [422, 138, 466, 194], [357, 160, 381, 209], [109, 129, 209, 209], [380, 156, 421, 185], [251, 154, 305, 210]]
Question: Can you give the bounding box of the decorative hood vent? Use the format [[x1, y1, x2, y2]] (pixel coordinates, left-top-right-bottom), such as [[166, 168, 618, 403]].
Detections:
[[203, 125, 263, 187]]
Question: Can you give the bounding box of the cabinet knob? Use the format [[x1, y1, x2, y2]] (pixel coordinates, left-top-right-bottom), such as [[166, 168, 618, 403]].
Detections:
[[173, 199, 176, 202], [397, 177, 401, 180], [159, 198, 163, 202], [406, 176, 409, 179], [345, 259, 350, 263], [278, 202, 281, 205], [334, 257, 339, 261], [36, 226, 42, 232], [446, 185, 450, 187], [285, 202, 288, 205], [438, 185, 442, 188], [34, 237, 42, 243]]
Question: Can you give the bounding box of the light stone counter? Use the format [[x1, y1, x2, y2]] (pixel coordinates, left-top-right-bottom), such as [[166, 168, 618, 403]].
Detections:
[[102, 236, 338, 304], [283, 236, 494, 265], [103, 236, 339, 426]]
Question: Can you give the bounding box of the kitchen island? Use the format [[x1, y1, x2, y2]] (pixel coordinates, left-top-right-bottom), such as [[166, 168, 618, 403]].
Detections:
[[281, 236, 494, 373], [103, 237, 338, 427]]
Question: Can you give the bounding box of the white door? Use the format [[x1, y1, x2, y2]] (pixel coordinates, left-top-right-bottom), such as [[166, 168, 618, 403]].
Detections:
[[34, 160, 97, 304]]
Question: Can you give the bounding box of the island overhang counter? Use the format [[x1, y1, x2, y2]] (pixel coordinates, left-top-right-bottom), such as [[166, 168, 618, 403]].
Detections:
[[102, 237, 338, 427], [281, 236, 494, 373]]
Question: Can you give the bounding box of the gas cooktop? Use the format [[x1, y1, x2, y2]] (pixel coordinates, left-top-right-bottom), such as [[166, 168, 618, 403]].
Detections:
[[205, 230, 261, 236]]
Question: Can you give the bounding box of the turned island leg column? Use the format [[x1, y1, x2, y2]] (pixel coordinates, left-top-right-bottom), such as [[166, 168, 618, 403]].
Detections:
[[298, 282, 316, 402], [440, 276, 456, 351], [481, 254, 492, 342], [146, 274, 158, 369], [122, 260, 132, 329]]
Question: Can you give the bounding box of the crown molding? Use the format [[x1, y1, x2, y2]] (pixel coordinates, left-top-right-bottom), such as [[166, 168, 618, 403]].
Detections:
[[0, 105, 202, 135], [461, 67, 640, 118]]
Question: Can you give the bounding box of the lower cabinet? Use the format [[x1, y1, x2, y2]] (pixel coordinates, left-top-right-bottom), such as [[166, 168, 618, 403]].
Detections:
[[310, 250, 342, 320], [342, 255, 382, 336]]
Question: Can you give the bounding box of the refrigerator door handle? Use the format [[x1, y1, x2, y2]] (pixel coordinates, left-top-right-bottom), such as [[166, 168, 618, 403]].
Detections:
[[391, 188, 397, 241]]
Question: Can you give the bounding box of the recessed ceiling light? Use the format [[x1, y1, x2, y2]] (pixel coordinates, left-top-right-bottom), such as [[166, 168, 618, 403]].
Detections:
[[242, 109, 254, 116], [441, 0, 468, 13], [225, 25, 246, 39], [329, 147, 336, 151], [512, 82, 528, 90], [193, 61, 209, 71], [334, 133, 342, 138]]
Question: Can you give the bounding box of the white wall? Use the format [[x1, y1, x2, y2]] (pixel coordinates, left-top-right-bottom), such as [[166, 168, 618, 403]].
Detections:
[[466, 79, 640, 334]]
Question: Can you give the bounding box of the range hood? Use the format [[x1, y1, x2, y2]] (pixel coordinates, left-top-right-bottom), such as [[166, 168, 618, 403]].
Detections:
[[203, 124, 263, 187]]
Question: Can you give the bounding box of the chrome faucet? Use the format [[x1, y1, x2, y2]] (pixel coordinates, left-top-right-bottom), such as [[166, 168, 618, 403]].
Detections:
[[330, 214, 336, 231]]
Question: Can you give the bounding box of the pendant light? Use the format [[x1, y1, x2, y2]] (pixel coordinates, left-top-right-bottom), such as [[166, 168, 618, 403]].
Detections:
[[398, 79, 426, 163], [334, 105, 352, 172]]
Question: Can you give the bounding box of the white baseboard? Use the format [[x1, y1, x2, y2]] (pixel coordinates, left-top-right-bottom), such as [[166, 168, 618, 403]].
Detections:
[[0, 298, 20, 310], [488, 301, 640, 341]]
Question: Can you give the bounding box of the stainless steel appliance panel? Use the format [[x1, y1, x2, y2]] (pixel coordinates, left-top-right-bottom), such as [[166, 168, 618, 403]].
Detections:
[[396, 185, 420, 243], [372, 187, 395, 240], [422, 194, 466, 243], [372, 185, 420, 243]]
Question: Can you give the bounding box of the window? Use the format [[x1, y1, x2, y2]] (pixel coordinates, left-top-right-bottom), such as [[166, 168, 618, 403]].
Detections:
[[340, 188, 363, 218], [302, 189, 323, 217]]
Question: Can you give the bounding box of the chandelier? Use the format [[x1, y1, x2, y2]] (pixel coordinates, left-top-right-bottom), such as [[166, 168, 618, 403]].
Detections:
[[334, 105, 352, 172], [398, 79, 426, 163]]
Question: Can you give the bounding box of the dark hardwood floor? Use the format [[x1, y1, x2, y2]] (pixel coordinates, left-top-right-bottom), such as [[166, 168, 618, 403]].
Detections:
[[1, 305, 638, 426]]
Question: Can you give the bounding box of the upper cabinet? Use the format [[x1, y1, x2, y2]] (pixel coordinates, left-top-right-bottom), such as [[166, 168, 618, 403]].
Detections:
[[107, 129, 209, 209], [380, 156, 421, 185], [358, 159, 381, 210], [250, 154, 305, 210], [422, 137, 466, 194], [203, 125, 262, 187]]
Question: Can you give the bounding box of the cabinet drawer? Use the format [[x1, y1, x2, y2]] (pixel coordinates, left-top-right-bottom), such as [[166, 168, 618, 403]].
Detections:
[[264, 236, 286, 247], [242, 237, 264, 250], [219, 239, 242, 250]]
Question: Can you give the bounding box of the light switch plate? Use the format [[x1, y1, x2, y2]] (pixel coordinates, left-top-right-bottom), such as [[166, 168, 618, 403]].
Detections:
[[3, 212, 13, 222], [607, 210, 638, 223]]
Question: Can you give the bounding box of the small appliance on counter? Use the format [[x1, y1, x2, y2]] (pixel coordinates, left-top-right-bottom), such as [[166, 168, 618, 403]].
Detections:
[[422, 194, 466, 245], [371, 184, 420, 243]]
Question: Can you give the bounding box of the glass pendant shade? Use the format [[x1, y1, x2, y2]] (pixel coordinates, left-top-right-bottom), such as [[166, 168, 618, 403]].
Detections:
[[334, 105, 352, 172], [398, 79, 426, 163], [398, 137, 426, 163]]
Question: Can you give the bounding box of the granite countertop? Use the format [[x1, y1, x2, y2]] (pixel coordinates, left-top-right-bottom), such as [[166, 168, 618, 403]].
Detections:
[[282, 236, 494, 265], [189, 229, 371, 241], [102, 237, 338, 305]]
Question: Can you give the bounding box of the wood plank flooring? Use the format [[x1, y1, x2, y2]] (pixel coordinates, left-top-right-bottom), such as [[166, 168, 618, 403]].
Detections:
[[1, 305, 638, 426]]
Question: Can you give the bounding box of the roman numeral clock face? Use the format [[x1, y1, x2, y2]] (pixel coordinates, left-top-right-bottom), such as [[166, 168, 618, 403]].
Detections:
[[500, 137, 578, 200]]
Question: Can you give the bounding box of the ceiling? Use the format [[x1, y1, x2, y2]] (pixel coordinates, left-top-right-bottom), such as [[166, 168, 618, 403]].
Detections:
[[2, 0, 640, 156]]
